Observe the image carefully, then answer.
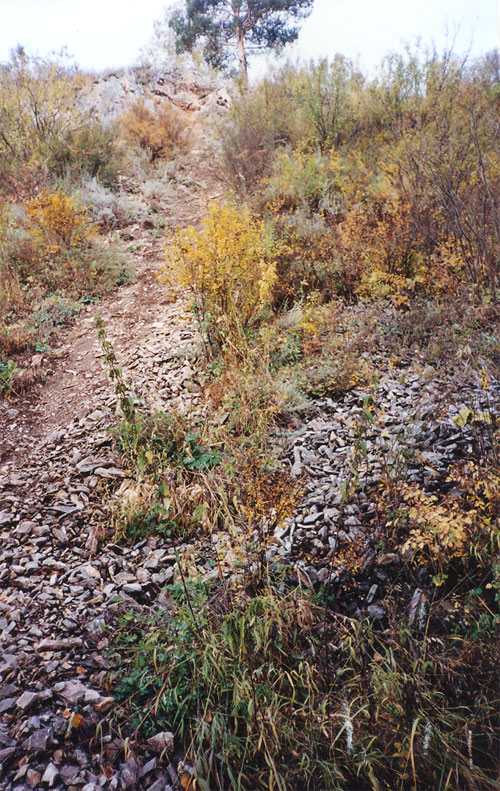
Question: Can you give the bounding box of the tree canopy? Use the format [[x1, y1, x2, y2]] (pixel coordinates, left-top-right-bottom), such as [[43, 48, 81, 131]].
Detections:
[[169, 0, 314, 86]]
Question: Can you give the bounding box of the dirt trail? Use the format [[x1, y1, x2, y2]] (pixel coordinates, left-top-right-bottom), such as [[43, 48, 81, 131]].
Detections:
[[0, 121, 226, 791], [0, 125, 221, 472]]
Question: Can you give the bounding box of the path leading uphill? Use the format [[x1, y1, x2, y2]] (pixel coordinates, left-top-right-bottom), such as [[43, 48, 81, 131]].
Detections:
[[0, 128, 222, 791], [0, 126, 222, 470]]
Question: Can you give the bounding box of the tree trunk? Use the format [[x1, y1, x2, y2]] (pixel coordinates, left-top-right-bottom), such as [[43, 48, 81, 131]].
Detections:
[[236, 28, 249, 89]]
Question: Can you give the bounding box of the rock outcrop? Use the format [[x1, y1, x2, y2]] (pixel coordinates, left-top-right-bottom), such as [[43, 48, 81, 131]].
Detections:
[[81, 65, 231, 124]]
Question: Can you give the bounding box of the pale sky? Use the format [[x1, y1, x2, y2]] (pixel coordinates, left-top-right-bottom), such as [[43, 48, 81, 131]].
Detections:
[[0, 0, 497, 75]]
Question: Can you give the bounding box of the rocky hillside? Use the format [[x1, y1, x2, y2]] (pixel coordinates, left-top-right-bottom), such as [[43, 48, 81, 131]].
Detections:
[[1, 51, 500, 791]]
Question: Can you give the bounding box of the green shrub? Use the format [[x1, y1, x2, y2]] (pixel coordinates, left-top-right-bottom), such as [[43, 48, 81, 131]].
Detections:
[[288, 56, 365, 150], [262, 147, 340, 216], [0, 358, 17, 392], [220, 78, 300, 194], [45, 123, 123, 187]]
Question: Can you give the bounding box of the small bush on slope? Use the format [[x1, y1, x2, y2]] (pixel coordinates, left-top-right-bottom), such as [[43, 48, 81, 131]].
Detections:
[[120, 99, 190, 161], [220, 77, 300, 193], [0, 50, 128, 365], [0, 193, 127, 358], [0, 49, 123, 195], [160, 202, 277, 356]]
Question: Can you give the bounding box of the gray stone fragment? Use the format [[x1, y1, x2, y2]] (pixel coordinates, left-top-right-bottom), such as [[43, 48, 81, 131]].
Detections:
[[291, 448, 303, 477], [366, 584, 378, 605], [122, 582, 143, 594], [85, 615, 106, 639], [56, 679, 90, 704], [15, 521, 37, 536], [0, 683, 18, 701], [0, 745, 16, 765], [367, 604, 386, 621], [165, 763, 178, 785], [59, 764, 80, 784], [408, 588, 423, 627], [36, 637, 83, 651], [0, 697, 17, 714], [16, 690, 39, 712], [151, 567, 174, 585], [94, 466, 125, 479], [300, 448, 317, 464], [22, 726, 53, 753], [138, 757, 158, 778], [303, 512, 320, 525], [52, 715, 68, 737], [41, 762, 59, 786], [119, 759, 138, 789], [147, 731, 174, 753], [324, 507, 339, 522], [13, 764, 27, 782]]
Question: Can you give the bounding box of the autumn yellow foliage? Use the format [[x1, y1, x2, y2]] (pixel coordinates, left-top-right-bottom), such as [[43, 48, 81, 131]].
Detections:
[[120, 100, 189, 160], [160, 203, 277, 351], [401, 457, 500, 579], [24, 190, 95, 256], [402, 485, 471, 563]]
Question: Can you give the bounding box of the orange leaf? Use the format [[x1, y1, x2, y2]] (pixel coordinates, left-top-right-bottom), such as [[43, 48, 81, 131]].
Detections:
[[180, 771, 195, 790], [71, 713, 84, 728]]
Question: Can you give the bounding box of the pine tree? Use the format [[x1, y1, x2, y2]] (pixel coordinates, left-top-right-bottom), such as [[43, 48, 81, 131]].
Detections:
[[170, 0, 314, 87]]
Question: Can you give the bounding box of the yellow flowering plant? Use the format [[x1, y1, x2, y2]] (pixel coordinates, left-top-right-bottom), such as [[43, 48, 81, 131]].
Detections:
[[160, 203, 277, 354], [24, 190, 95, 257]]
